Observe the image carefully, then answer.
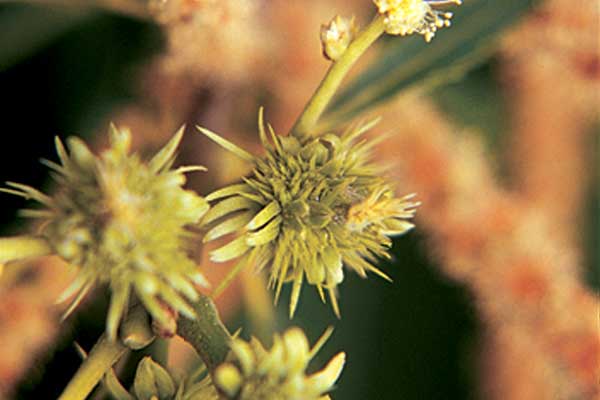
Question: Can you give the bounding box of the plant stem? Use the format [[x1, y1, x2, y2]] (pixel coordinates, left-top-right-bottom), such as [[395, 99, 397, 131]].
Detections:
[[58, 306, 154, 400], [290, 14, 386, 138], [58, 337, 126, 400], [177, 293, 232, 371], [0, 235, 52, 264]]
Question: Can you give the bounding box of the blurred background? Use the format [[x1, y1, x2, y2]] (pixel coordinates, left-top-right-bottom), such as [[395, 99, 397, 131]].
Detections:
[[0, 0, 597, 399]]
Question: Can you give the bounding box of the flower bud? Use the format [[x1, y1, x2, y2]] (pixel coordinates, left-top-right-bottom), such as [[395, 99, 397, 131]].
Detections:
[[373, 0, 461, 42], [133, 357, 176, 400], [320, 15, 358, 61]]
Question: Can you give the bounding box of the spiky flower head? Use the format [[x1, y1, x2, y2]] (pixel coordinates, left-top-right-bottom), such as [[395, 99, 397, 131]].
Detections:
[[320, 15, 358, 61], [2, 125, 209, 340], [214, 327, 345, 400], [373, 0, 462, 42], [199, 110, 418, 317]]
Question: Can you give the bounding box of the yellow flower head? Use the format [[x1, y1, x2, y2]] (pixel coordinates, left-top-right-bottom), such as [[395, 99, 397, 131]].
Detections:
[[198, 110, 419, 317], [214, 327, 345, 400], [373, 0, 462, 42], [2, 125, 209, 340]]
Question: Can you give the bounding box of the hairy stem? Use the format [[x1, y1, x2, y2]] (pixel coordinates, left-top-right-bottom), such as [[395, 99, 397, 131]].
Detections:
[[290, 14, 386, 138], [177, 293, 232, 371], [58, 306, 154, 400], [0, 235, 52, 264]]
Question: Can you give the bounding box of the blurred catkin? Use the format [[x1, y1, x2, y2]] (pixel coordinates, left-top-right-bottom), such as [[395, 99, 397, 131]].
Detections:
[[501, 0, 600, 248], [0, 257, 71, 398], [151, 0, 272, 84], [375, 96, 599, 399], [5, 0, 596, 397]]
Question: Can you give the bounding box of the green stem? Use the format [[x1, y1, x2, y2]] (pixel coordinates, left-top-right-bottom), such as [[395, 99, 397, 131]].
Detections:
[[58, 336, 127, 400], [58, 306, 155, 400], [0, 235, 52, 264], [177, 293, 232, 371], [290, 14, 386, 138]]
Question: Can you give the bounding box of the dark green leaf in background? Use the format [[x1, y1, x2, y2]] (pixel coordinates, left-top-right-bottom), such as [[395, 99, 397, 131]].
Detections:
[[0, 4, 95, 71]]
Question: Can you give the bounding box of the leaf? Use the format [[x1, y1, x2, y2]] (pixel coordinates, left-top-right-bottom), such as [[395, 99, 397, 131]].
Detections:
[[322, 0, 537, 127], [0, 4, 95, 71]]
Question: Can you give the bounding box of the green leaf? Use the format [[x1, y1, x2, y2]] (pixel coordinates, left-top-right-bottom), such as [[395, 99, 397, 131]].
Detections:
[[322, 0, 536, 127], [0, 4, 95, 71]]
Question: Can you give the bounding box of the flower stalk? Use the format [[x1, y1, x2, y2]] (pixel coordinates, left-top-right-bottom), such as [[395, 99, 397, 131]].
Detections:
[[291, 14, 386, 138], [58, 338, 125, 400], [176, 292, 232, 372], [58, 306, 155, 400]]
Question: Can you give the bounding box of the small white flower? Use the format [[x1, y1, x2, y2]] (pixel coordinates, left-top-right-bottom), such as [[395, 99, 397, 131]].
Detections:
[[374, 0, 462, 42]]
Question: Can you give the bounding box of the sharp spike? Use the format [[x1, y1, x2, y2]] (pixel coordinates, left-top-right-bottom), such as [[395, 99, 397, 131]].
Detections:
[[61, 281, 94, 321], [56, 271, 90, 304], [267, 123, 283, 154], [288, 271, 304, 318], [309, 326, 334, 359], [4, 182, 54, 206], [73, 342, 88, 359], [196, 126, 254, 162], [316, 285, 326, 303], [149, 126, 185, 173], [54, 136, 71, 167], [160, 283, 196, 320], [258, 106, 271, 149], [366, 265, 393, 282], [328, 287, 341, 318], [106, 285, 130, 341]]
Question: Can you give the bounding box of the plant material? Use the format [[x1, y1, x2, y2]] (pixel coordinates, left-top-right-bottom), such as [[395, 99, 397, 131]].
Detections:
[[176, 293, 232, 372], [320, 15, 358, 61], [323, 0, 537, 129], [103, 356, 219, 400], [213, 327, 345, 400], [133, 357, 177, 400], [199, 110, 418, 317], [0, 256, 69, 399], [501, 0, 600, 245], [376, 96, 600, 399], [59, 305, 155, 400], [291, 0, 463, 137], [0, 125, 210, 340], [150, 0, 271, 84], [373, 0, 461, 41]]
